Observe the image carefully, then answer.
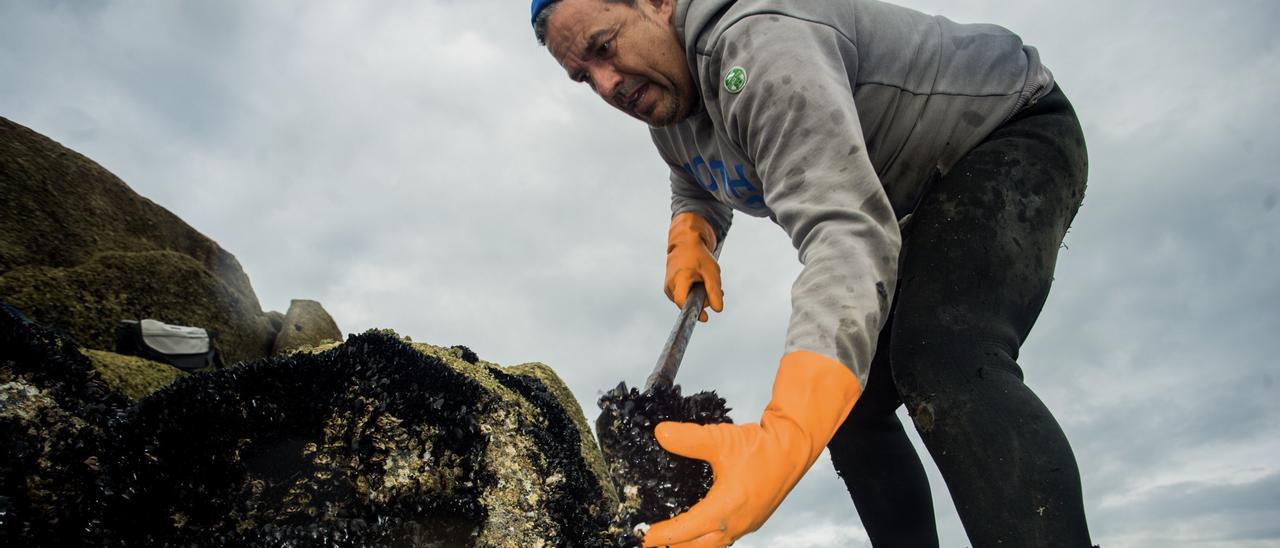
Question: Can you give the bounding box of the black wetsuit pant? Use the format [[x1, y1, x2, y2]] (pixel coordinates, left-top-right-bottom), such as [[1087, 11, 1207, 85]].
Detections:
[[827, 85, 1093, 547]]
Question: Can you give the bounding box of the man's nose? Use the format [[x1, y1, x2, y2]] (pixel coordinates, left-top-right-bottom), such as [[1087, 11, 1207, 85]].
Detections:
[[588, 65, 624, 102]]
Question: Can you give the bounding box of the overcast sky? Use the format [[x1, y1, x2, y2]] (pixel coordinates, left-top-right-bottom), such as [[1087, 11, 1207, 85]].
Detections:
[[2, 1, 1277, 546]]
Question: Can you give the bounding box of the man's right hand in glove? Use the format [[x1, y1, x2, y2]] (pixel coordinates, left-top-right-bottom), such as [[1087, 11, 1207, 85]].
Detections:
[[642, 351, 863, 546], [665, 212, 723, 322]]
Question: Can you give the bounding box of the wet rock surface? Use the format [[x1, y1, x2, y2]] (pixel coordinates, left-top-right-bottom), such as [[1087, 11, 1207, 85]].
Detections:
[[1, 303, 629, 546], [596, 383, 733, 546], [0, 301, 129, 545], [106, 331, 501, 546]]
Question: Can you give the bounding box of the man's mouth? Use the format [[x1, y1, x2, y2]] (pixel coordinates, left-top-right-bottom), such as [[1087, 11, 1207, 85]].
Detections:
[[623, 83, 649, 115]]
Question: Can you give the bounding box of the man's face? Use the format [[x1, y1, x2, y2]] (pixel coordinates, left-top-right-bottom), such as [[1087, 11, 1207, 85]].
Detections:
[[544, 0, 696, 127]]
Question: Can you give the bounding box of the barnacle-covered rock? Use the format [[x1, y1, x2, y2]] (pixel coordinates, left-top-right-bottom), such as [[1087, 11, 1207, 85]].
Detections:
[[2, 303, 621, 546], [104, 330, 621, 546], [0, 302, 126, 544]]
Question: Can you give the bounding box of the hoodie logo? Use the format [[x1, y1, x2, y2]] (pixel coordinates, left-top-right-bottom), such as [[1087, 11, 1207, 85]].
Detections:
[[723, 66, 747, 94]]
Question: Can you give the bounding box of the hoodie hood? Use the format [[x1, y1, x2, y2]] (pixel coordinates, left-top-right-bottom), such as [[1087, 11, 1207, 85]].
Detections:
[[674, 0, 735, 65]]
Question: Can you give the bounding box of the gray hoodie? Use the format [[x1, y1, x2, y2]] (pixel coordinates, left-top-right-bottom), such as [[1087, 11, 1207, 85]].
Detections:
[[650, 0, 1053, 384]]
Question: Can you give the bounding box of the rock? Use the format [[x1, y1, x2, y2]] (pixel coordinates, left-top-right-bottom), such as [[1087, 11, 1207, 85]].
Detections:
[[271, 299, 342, 355], [0, 116, 732, 545], [0, 301, 128, 545], [265, 310, 285, 333], [104, 331, 619, 546], [80, 349, 185, 401], [0, 116, 280, 363], [2, 304, 621, 546], [0, 251, 277, 365]]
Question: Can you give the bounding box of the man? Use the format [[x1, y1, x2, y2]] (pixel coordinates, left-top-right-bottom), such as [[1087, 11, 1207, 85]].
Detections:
[[532, 0, 1093, 545]]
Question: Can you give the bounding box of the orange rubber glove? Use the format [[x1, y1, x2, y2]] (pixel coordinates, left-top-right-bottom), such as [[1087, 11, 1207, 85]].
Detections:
[[642, 351, 862, 547], [664, 212, 723, 322]]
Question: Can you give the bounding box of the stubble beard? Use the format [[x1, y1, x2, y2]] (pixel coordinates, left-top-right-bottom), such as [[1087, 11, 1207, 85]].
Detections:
[[645, 89, 692, 128]]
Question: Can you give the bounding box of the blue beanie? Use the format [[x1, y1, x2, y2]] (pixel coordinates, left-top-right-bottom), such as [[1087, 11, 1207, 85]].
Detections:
[[531, 0, 557, 26]]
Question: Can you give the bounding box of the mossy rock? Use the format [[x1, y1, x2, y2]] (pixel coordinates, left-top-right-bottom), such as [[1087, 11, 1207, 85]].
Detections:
[[0, 116, 258, 305], [80, 349, 185, 401], [0, 250, 277, 364], [0, 116, 280, 363], [271, 299, 342, 355]]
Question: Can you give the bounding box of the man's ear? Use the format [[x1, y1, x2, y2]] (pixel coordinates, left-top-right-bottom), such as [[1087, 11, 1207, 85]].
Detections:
[[644, 0, 674, 19]]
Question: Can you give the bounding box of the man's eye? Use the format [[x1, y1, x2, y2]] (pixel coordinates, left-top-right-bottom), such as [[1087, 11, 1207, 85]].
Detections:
[[598, 40, 612, 56]]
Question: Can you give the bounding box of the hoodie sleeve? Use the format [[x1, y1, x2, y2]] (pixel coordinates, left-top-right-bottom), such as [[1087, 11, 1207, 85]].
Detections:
[[670, 167, 734, 242], [710, 15, 901, 386], [651, 131, 734, 242]]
